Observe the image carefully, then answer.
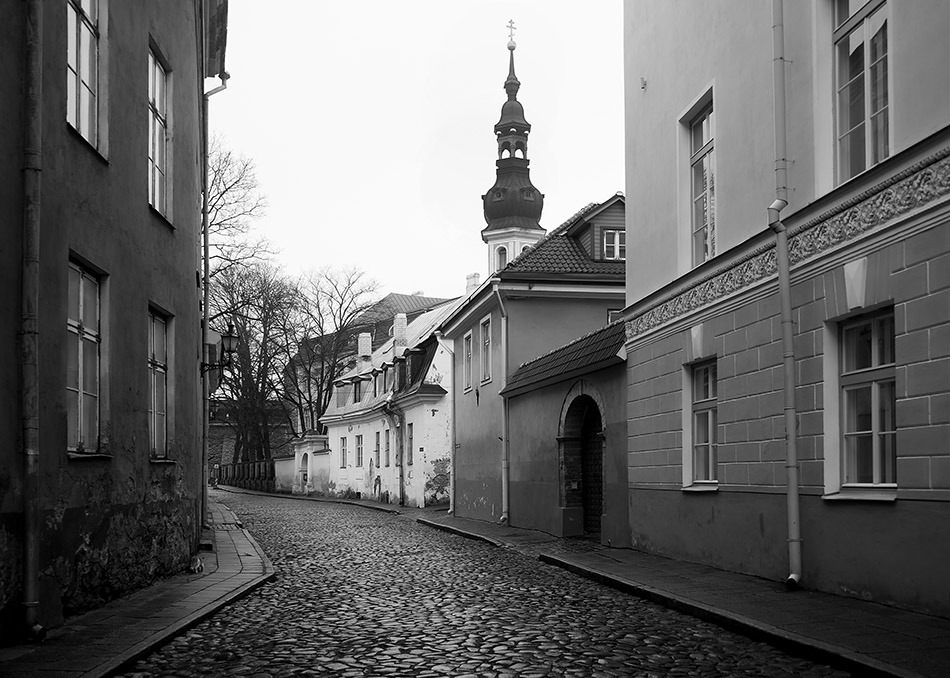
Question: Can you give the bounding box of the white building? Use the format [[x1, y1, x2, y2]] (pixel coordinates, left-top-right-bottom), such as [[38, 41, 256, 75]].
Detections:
[[320, 301, 461, 507]]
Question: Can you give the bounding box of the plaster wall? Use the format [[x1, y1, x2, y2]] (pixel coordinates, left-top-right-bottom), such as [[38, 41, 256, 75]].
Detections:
[[1, 1, 203, 630], [507, 297, 619, 371]]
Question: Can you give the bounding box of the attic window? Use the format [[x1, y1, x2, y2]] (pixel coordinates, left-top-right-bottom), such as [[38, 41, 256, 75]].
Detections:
[[603, 229, 626, 261], [521, 189, 534, 201]]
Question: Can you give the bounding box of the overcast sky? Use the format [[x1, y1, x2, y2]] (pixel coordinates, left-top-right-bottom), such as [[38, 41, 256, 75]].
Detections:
[[210, 1, 624, 300]]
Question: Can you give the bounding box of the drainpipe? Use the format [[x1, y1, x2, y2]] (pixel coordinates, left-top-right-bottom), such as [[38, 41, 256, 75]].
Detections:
[[434, 330, 455, 513], [382, 395, 406, 505], [20, 0, 44, 641], [201, 72, 228, 534], [769, 0, 802, 589], [493, 285, 509, 524]]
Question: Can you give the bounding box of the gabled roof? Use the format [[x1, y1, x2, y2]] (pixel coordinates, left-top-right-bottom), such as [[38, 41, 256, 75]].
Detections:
[[500, 320, 626, 397], [358, 293, 454, 322], [501, 194, 626, 276]]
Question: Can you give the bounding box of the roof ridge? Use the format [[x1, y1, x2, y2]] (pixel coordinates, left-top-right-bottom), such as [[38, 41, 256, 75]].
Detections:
[[514, 319, 625, 371], [503, 201, 600, 270]]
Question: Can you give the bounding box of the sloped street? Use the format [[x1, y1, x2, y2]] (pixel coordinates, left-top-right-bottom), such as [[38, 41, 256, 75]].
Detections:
[[116, 492, 851, 678]]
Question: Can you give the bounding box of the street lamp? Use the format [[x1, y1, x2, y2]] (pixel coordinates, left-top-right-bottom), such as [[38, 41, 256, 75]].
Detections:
[[202, 323, 239, 373]]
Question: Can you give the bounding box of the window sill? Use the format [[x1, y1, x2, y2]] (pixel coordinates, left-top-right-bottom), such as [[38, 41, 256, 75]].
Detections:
[[823, 485, 897, 502], [480, 378, 492, 386], [66, 124, 109, 165], [150, 457, 177, 465], [149, 204, 175, 230], [682, 482, 718, 493], [68, 451, 112, 461]]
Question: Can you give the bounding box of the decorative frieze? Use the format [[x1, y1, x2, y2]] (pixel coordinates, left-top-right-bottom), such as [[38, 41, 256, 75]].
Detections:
[[626, 148, 950, 341]]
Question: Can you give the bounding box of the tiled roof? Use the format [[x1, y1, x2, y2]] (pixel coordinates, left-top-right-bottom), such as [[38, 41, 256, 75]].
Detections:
[[360, 293, 454, 321], [501, 321, 626, 396], [502, 200, 625, 276]]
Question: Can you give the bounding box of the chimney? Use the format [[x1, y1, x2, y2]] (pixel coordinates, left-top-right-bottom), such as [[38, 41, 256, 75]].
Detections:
[[358, 332, 372, 362], [465, 272, 480, 295], [393, 313, 407, 352]]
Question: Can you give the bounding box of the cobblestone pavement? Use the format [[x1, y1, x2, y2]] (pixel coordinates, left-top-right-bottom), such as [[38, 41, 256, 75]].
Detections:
[[116, 492, 853, 678]]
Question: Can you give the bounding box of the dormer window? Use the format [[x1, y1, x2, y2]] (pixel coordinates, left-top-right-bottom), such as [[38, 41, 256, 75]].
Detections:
[[603, 229, 626, 260], [353, 380, 362, 403]]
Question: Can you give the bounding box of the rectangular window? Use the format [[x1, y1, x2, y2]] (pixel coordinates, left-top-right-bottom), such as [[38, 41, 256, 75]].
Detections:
[[355, 434, 363, 467], [690, 104, 716, 266], [148, 312, 167, 458], [835, 0, 888, 184], [384, 428, 390, 466], [480, 317, 491, 382], [148, 49, 169, 215], [373, 373, 379, 398], [66, 0, 99, 146], [463, 332, 473, 390], [67, 262, 100, 452], [407, 423, 414, 465], [840, 311, 895, 485], [691, 361, 718, 482], [375, 431, 381, 468], [603, 229, 626, 260], [340, 437, 347, 468], [353, 380, 362, 403]]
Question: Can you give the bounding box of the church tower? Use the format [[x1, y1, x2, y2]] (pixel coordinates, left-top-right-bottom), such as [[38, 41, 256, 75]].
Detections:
[[481, 23, 545, 273]]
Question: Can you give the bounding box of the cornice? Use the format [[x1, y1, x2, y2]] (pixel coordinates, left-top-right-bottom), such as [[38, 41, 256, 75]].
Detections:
[[626, 146, 950, 342]]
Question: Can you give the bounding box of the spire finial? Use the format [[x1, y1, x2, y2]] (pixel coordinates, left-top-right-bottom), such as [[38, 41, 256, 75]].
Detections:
[[507, 19, 517, 49]]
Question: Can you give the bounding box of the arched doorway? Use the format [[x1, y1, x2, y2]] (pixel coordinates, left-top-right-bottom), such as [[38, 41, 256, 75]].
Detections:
[[560, 392, 604, 536]]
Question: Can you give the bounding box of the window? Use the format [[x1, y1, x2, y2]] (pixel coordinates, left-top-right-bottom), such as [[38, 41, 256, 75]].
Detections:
[[384, 429, 390, 466], [463, 332, 473, 390], [690, 104, 716, 266], [353, 380, 362, 403], [835, 0, 888, 183], [66, 0, 99, 146], [340, 437, 347, 468], [603, 229, 626, 261], [375, 431, 381, 468], [480, 316, 492, 382], [355, 435, 363, 467], [148, 49, 169, 215], [497, 246, 508, 271], [148, 312, 167, 458], [373, 373, 379, 398], [407, 423, 414, 465], [840, 311, 895, 485], [67, 263, 100, 452], [691, 361, 718, 482]]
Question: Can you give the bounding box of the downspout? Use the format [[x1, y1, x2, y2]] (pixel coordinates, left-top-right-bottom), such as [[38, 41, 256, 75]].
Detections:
[[382, 396, 405, 505], [201, 72, 228, 533], [434, 330, 455, 513], [21, 0, 44, 641], [769, 0, 802, 589], [493, 285, 509, 524]]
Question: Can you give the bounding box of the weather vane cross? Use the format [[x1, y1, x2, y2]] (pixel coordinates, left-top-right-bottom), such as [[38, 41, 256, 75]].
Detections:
[[507, 19, 516, 41]]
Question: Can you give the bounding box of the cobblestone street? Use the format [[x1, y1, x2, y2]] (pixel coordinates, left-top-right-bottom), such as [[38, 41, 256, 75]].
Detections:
[[117, 492, 852, 678]]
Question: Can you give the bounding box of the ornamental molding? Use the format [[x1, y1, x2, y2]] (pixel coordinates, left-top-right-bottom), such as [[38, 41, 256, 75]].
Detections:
[[626, 146, 950, 341]]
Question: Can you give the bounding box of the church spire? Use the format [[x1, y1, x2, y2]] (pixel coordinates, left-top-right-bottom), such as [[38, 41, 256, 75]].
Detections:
[[481, 21, 545, 272]]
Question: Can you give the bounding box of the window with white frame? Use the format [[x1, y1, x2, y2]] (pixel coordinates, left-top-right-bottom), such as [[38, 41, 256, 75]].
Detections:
[[148, 49, 169, 215], [497, 246, 508, 271], [480, 316, 491, 382], [66, 0, 99, 146], [690, 104, 716, 266], [384, 428, 390, 466], [691, 361, 718, 482], [463, 332, 473, 390], [603, 229, 626, 261], [67, 262, 100, 452], [340, 437, 347, 468], [835, 0, 888, 184], [148, 312, 168, 458], [375, 431, 380, 467], [840, 311, 895, 485], [355, 434, 363, 467], [407, 423, 414, 465]]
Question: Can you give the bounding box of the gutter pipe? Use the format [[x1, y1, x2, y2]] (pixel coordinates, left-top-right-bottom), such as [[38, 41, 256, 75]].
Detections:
[[201, 71, 228, 534], [493, 285, 509, 524], [21, 0, 44, 641], [433, 330, 455, 513], [769, 0, 802, 589]]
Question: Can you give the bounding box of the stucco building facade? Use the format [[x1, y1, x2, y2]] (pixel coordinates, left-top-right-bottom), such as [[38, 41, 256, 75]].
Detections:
[[623, 0, 950, 615], [1, 0, 218, 634]]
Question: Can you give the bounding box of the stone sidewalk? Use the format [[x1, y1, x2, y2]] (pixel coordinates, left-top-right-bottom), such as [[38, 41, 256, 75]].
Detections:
[[0, 497, 274, 678], [219, 486, 950, 678]]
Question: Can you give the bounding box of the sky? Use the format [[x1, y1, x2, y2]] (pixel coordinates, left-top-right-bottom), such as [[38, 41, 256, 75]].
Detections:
[[210, 1, 624, 300]]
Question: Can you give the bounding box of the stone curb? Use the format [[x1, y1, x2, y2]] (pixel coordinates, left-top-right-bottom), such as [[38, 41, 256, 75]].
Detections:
[[538, 553, 921, 678], [217, 485, 402, 515], [95, 514, 276, 677], [415, 518, 505, 548]]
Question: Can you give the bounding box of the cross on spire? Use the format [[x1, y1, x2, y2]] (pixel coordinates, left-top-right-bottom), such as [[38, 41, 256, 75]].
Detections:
[[507, 19, 516, 41]]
